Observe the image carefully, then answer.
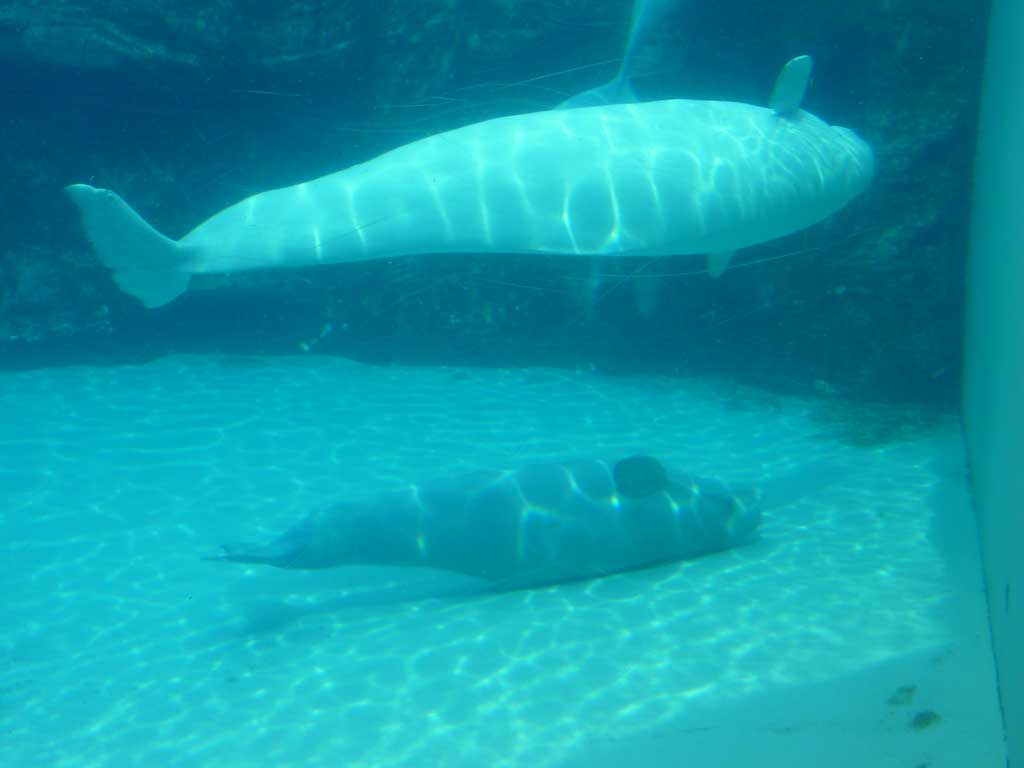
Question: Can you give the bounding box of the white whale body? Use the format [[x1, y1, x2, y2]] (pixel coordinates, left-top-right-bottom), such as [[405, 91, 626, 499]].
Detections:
[[66, 57, 873, 308]]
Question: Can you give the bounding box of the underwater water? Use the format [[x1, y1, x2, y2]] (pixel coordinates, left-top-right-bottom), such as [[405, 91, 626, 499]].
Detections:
[[0, 0, 1001, 765], [0, 356, 1004, 766]]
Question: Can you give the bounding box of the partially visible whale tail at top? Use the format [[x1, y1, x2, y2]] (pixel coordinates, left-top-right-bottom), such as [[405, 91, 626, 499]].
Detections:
[[556, 73, 638, 110], [65, 184, 193, 308], [556, 0, 667, 109]]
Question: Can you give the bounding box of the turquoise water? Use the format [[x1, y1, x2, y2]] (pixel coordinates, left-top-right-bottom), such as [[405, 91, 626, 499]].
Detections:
[[0, 356, 1001, 766]]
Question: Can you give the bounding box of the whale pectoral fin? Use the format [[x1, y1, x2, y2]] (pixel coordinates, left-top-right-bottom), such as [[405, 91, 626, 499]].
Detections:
[[613, 455, 669, 498], [65, 184, 194, 308], [707, 251, 734, 278], [111, 269, 191, 308], [769, 55, 814, 117]]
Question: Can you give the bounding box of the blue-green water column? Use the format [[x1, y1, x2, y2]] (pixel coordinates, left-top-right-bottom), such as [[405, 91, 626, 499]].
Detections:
[[965, 0, 1024, 760]]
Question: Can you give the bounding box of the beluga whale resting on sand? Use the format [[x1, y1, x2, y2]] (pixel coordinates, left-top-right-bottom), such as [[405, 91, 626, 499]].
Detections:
[[207, 456, 763, 590], [66, 54, 873, 308]]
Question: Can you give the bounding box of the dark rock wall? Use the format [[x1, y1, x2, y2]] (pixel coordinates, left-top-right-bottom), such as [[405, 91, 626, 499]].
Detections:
[[0, 0, 988, 405]]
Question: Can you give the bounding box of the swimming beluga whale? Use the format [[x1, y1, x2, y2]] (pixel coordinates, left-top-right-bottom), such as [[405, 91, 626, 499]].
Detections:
[[66, 54, 873, 308], [207, 456, 763, 590]]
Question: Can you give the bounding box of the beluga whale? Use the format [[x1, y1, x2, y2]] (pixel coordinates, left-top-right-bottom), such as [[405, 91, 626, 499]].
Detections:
[[207, 456, 763, 590], [66, 54, 873, 308]]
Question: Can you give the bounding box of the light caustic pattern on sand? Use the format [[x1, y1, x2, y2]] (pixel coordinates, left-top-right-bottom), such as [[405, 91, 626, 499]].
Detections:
[[0, 356, 977, 767]]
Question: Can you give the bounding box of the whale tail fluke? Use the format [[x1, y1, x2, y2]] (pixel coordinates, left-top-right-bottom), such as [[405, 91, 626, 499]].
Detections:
[[65, 184, 194, 308], [204, 540, 294, 568]]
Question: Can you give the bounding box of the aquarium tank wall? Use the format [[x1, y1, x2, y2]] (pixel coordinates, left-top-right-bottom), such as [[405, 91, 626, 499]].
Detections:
[[966, 0, 1024, 762]]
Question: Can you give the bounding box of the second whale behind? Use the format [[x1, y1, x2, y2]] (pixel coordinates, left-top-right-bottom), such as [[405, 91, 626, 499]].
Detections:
[[208, 456, 763, 590]]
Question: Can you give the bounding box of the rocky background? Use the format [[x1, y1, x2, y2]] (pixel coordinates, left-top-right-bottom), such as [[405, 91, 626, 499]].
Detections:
[[0, 0, 988, 406]]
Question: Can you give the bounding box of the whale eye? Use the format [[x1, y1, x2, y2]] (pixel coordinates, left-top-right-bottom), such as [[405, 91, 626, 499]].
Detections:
[[613, 455, 669, 499]]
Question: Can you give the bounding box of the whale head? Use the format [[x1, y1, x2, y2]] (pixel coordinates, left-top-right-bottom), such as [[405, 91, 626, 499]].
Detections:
[[828, 123, 876, 202]]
